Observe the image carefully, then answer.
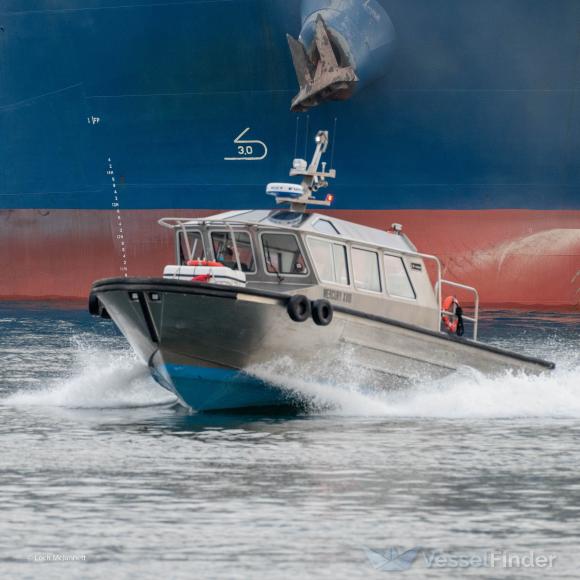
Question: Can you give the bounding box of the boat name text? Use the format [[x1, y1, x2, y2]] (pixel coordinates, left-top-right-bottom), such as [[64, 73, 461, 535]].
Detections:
[[324, 289, 353, 304]]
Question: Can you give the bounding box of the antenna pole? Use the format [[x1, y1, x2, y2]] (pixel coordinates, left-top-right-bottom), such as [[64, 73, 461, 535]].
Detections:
[[293, 116, 299, 160], [304, 115, 310, 159], [330, 117, 337, 169]]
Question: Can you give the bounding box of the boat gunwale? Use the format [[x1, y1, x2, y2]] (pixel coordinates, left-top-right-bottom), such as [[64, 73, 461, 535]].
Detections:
[[91, 277, 556, 370]]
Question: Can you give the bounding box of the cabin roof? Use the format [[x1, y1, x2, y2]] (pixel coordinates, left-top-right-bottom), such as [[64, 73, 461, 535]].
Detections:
[[174, 209, 415, 254]]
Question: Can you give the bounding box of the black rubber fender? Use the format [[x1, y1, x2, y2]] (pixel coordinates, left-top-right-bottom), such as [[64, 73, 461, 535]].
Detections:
[[287, 294, 311, 322], [88, 292, 100, 316], [89, 292, 111, 319], [311, 299, 333, 326]]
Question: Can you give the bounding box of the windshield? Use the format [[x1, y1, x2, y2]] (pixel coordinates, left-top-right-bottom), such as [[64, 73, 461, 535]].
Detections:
[[261, 233, 307, 275], [211, 231, 255, 272]]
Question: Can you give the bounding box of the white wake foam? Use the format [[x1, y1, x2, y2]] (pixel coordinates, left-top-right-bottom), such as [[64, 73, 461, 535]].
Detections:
[[5, 339, 175, 409], [379, 365, 580, 418], [247, 351, 580, 419], [6, 333, 579, 418]]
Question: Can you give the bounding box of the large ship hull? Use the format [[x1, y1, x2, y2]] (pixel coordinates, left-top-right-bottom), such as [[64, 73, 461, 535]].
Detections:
[[2, 208, 578, 307], [1, 0, 579, 306]]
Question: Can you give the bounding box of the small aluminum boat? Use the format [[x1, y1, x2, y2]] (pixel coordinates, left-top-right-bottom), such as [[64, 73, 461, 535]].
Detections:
[[89, 131, 554, 412]]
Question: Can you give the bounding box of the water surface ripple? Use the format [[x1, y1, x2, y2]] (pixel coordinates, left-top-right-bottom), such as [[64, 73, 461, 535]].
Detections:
[[0, 303, 579, 579]]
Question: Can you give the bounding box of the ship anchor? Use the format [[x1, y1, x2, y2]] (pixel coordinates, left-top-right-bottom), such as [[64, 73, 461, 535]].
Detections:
[[287, 15, 358, 113]]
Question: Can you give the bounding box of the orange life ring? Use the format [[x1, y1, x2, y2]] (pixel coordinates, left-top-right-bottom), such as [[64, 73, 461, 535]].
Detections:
[[441, 295, 459, 333], [187, 259, 222, 267]]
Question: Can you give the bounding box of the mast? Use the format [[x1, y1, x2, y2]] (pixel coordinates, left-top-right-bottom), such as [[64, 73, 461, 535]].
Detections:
[[267, 130, 336, 213]]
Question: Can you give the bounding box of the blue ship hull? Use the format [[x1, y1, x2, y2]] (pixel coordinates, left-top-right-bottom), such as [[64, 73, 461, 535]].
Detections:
[[1, 0, 579, 211], [0, 0, 578, 305]]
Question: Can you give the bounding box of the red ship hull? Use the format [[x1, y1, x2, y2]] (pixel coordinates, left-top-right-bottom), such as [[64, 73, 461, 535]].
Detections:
[[1, 209, 578, 309]]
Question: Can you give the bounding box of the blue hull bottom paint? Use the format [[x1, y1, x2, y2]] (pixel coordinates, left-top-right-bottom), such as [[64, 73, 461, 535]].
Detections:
[[157, 365, 295, 412]]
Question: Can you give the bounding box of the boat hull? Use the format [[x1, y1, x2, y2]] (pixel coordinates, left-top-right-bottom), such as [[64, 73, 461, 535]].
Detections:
[[91, 278, 554, 412]]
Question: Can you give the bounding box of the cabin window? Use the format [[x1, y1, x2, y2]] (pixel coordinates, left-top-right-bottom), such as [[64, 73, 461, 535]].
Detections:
[[307, 237, 349, 285], [383, 254, 416, 299], [211, 231, 255, 272], [261, 233, 308, 275], [352, 248, 381, 293], [179, 231, 205, 264], [307, 238, 333, 282], [313, 219, 340, 235]]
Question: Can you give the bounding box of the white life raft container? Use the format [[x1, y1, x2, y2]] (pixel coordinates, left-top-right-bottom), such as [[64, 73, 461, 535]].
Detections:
[[163, 264, 246, 287]]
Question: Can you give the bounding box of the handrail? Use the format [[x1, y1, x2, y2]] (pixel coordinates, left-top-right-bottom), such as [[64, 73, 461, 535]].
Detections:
[[158, 217, 198, 229], [158, 217, 257, 230], [435, 280, 480, 340], [402, 252, 442, 318]]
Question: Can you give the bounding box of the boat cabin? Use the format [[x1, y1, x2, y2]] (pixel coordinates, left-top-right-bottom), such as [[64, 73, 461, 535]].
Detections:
[[159, 209, 459, 333], [158, 130, 479, 338]]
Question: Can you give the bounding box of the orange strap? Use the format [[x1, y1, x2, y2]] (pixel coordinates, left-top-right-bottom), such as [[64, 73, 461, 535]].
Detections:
[[192, 274, 212, 283]]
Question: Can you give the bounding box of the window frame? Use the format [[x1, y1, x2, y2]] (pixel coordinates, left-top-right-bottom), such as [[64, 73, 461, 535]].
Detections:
[[383, 252, 417, 300], [208, 228, 257, 274], [306, 235, 350, 287], [177, 229, 206, 265], [350, 245, 383, 294], [312, 218, 340, 235], [259, 231, 310, 278]]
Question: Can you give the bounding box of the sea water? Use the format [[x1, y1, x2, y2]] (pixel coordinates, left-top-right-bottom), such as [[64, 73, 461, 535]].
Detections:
[[0, 303, 579, 579]]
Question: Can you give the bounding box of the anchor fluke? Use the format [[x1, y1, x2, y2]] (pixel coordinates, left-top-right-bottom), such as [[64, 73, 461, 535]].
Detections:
[[287, 33, 313, 91], [287, 15, 358, 112]]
